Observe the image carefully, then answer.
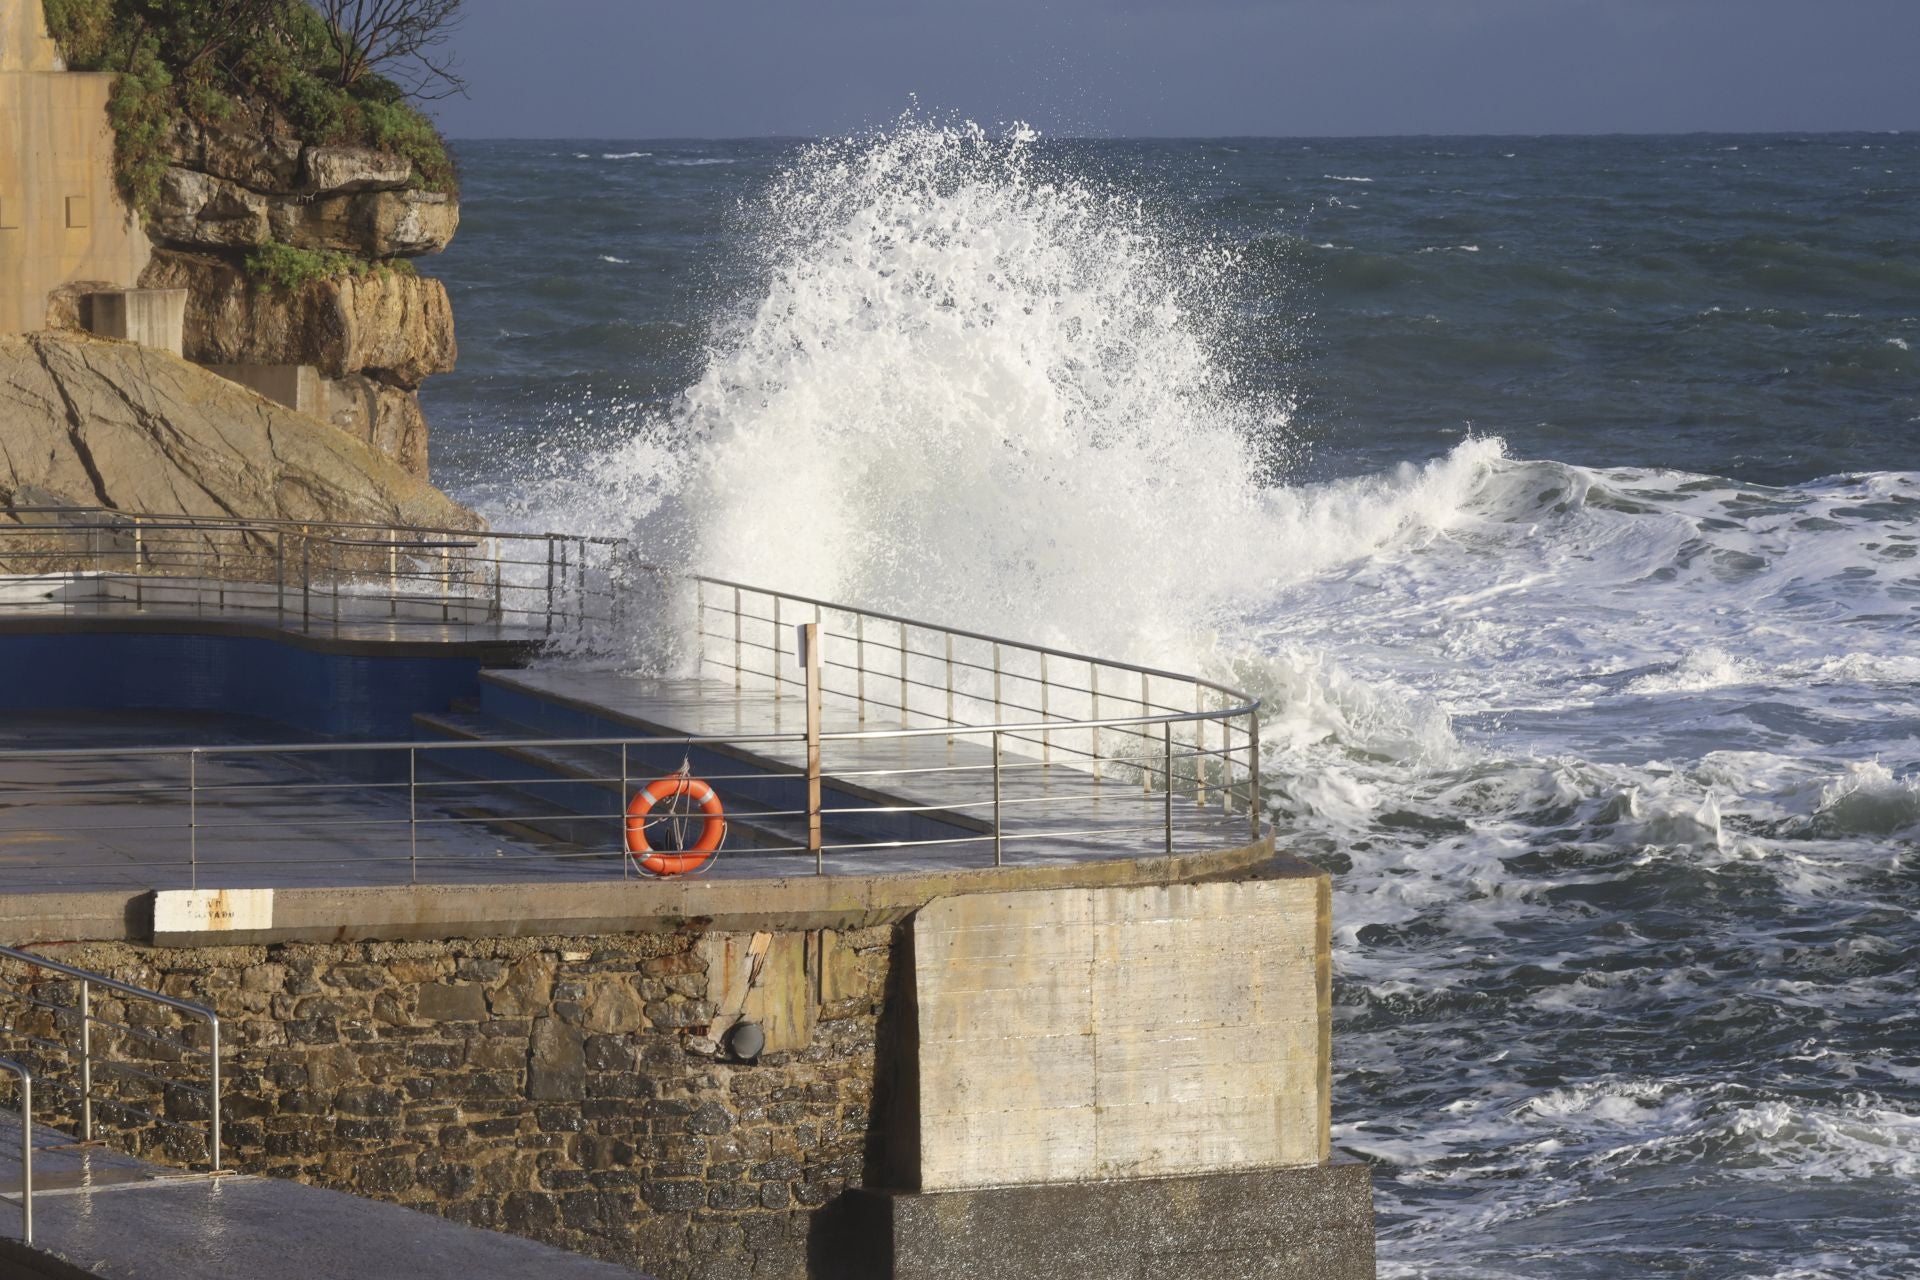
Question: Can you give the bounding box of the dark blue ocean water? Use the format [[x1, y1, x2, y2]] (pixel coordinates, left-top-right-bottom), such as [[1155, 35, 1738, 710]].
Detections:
[[422, 131, 1920, 1279], [425, 133, 1918, 492]]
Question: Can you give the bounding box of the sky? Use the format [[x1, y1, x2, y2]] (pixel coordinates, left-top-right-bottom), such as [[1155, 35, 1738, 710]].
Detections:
[[427, 0, 1920, 140]]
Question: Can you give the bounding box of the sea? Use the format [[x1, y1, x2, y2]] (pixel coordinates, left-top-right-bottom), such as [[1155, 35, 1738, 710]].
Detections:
[[421, 126, 1920, 1279]]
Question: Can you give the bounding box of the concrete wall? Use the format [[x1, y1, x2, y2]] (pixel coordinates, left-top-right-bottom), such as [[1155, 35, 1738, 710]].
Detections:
[[0, 849, 1360, 1279], [902, 877, 1330, 1191], [0, 0, 151, 334], [89, 286, 186, 355]]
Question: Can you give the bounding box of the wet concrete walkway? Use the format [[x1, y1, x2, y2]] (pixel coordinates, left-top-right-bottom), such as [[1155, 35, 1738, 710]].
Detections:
[[0, 1114, 647, 1278]]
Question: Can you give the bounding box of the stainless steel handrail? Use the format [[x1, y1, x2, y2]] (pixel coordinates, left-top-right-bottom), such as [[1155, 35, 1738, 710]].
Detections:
[[0, 707, 1247, 764], [0, 1057, 26, 1243], [0, 947, 221, 1173], [0, 508, 1267, 866], [688, 571, 1252, 703]]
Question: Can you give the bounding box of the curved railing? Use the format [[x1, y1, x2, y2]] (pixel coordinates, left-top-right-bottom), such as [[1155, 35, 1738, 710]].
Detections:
[[0, 507, 1262, 881]]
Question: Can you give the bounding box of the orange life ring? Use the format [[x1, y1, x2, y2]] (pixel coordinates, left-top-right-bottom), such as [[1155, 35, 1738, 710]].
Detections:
[[625, 775, 725, 875]]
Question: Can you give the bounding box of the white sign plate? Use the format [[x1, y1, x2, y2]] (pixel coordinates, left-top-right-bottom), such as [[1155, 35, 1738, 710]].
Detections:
[[153, 888, 274, 934]]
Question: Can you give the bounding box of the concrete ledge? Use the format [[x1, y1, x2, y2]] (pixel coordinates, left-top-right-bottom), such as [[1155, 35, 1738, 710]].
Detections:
[[0, 840, 1301, 946], [0, 612, 540, 665], [820, 1162, 1375, 1280]]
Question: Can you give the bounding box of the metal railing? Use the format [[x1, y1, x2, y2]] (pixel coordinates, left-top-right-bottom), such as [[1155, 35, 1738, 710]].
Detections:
[[0, 506, 1263, 882], [691, 576, 1261, 824], [0, 704, 1254, 885], [0, 1057, 25, 1244], [0, 947, 221, 1174], [0, 507, 616, 638]]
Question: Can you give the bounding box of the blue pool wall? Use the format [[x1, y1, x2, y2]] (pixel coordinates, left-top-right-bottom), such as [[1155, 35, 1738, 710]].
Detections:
[[0, 632, 487, 740]]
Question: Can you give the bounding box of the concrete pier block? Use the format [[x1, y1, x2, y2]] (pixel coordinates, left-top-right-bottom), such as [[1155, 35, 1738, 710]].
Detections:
[[87, 287, 187, 355], [825, 1163, 1376, 1280], [204, 361, 322, 413], [902, 876, 1331, 1191]]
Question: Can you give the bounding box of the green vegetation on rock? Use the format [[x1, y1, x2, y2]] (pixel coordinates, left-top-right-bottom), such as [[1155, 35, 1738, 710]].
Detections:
[[243, 241, 416, 292], [42, 0, 457, 212]]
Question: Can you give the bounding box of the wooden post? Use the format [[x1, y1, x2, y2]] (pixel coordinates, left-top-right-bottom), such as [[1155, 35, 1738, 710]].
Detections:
[[800, 623, 823, 873]]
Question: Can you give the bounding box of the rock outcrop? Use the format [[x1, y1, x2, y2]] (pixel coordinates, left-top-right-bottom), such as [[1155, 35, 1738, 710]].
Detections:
[[130, 106, 458, 480], [0, 331, 475, 529], [141, 248, 455, 383]]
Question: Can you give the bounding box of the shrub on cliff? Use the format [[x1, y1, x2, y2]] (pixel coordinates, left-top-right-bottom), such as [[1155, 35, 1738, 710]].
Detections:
[[244, 241, 415, 292], [41, 0, 458, 211]]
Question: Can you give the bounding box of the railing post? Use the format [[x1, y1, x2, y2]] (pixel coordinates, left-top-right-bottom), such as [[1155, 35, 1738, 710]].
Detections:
[[545, 538, 556, 636], [78, 979, 91, 1143], [855, 614, 866, 724], [188, 751, 198, 891], [4, 1061, 30, 1245], [1040, 652, 1051, 766], [621, 743, 631, 878], [491, 538, 504, 623], [772, 597, 783, 700], [207, 1015, 221, 1173], [991, 642, 1002, 723], [275, 530, 285, 621], [1090, 663, 1101, 784], [387, 527, 399, 619], [898, 620, 909, 727], [131, 514, 143, 609], [992, 731, 1004, 867], [1190, 687, 1205, 805], [733, 586, 743, 690], [944, 632, 955, 741], [1140, 672, 1152, 794], [330, 540, 340, 632], [1249, 707, 1261, 841], [409, 747, 418, 886], [300, 536, 311, 632], [1163, 722, 1174, 855], [800, 623, 823, 874]]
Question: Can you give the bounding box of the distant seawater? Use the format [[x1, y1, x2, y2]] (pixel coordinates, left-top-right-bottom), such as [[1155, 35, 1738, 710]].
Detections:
[[424, 130, 1920, 1278]]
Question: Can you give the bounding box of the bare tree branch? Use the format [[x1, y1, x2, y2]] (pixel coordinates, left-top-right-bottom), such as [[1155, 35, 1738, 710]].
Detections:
[[310, 0, 466, 99]]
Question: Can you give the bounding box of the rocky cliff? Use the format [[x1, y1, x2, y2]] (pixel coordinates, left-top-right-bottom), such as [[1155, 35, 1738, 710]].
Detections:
[[0, 330, 475, 528], [133, 108, 459, 479]]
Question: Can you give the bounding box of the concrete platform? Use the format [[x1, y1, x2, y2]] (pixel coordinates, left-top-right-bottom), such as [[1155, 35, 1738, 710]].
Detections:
[[486, 666, 1257, 869], [0, 1114, 647, 1279]]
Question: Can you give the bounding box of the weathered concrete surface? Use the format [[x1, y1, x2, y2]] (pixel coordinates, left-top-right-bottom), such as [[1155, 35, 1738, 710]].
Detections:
[[85, 288, 186, 356], [901, 877, 1330, 1191], [0, 330, 473, 525], [827, 1163, 1375, 1280], [0, 3, 149, 334], [0, 840, 1284, 947]]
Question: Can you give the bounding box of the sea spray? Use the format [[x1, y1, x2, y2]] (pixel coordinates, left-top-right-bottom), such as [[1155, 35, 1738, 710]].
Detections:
[[449, 127, 1920, 1274]]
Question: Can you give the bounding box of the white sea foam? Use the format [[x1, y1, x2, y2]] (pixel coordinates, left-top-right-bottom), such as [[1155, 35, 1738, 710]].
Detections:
[[596, 255, 630, 264], [513, 121, 1920, 1272], [1324, 174, 1375, 182], [601, 152, 652, 160]]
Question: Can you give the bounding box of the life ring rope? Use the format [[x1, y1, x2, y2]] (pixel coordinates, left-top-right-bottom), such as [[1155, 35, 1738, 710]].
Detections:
[[625, 767, 725, 876]]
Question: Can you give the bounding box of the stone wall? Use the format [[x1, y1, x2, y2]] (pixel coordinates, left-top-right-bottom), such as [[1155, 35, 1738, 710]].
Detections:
[[16, 925, 900, 1279]]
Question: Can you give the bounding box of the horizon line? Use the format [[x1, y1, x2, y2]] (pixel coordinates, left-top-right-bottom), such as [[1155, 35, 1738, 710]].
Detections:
[[440, 126, 1914, 144]]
